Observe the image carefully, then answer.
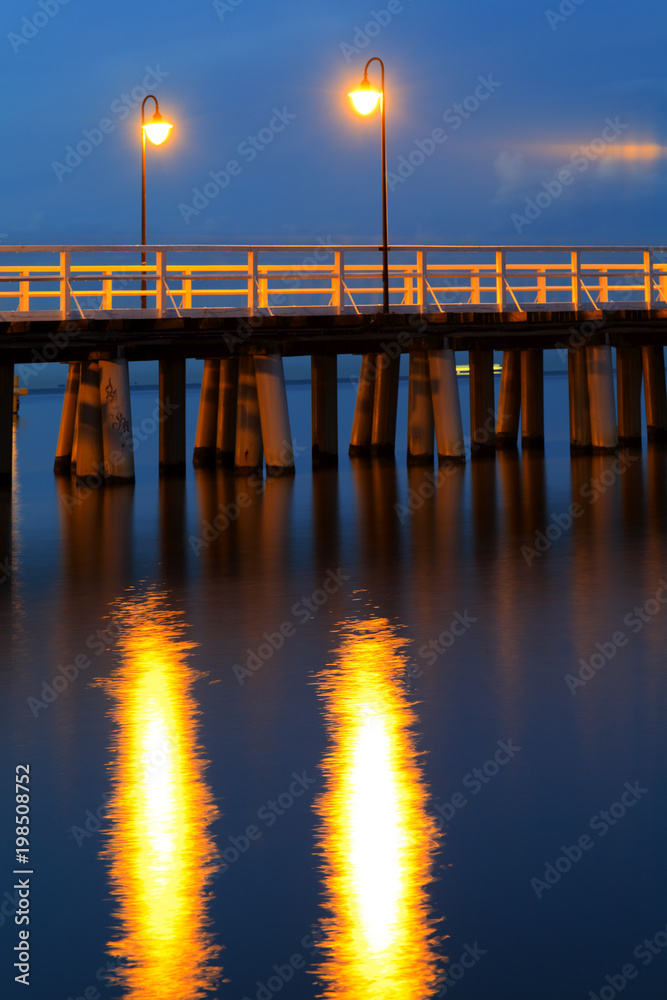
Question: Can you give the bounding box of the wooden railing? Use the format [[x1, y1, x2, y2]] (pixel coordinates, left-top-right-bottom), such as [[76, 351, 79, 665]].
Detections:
[[0, 245, 666, 320]]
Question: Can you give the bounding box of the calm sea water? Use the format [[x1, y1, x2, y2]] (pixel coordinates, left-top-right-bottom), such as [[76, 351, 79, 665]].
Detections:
[[1, 374, 666, 1000]]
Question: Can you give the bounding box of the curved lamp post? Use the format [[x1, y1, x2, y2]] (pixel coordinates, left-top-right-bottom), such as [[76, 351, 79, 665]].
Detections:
[[141, 95, 173, 308], [349, 58, 388, 313]]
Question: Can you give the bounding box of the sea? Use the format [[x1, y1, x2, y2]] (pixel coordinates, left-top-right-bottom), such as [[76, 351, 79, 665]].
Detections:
[[1, 371, 666, 1000]]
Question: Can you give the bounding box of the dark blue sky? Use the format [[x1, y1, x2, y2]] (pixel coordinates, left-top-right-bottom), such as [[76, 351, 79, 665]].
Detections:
[[2, 0, 667, 248]]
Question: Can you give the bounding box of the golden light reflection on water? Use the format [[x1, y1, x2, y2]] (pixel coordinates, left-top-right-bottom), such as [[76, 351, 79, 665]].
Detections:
[[314, 617, 444, 1000], [97, 591, 221, 1000]]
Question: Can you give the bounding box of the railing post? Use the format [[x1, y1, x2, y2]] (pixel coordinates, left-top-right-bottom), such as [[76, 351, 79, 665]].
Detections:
[[496, 250, 506, 311], [333, 251, 344, 314], [259, 270, 268, 309], [60, 251, 71, 319], [155, 251, 167, 316], [417, 250, 427, 310], [537, 269, 546, 305], [102, 268, 113, 310], [599, 270, 608, 305], [471, 267, 480, 306], [571, 251, 580, 309], [181, 268, 192, 309], [19, 269, 29, 311], [248, 250, 258, 314], [644, 250, 654, 308]]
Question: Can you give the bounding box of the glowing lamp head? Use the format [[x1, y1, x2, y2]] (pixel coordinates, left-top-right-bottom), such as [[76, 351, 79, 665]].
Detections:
[[143, 111, 173, 145], [349, 76, 382, 115]]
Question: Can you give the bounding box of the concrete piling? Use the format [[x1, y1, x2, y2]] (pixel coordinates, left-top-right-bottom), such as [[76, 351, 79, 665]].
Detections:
[[54, 362, 80, 474], [349, 354, 377, 457], [469, 350, 495, 454], [586, 345, 617, 451], [217, 358, 239, 467], [99, 358, 135, 483], [568, 348, 592, 453], [235, 355, 263, 475], [371, 352, 400, 457], [496, 351, 520, 449], [616, 346, 643, 446], [76, 361, 104, 481], [641, 345, 667, 442], [428, 348, 465, 463], [407, 351, 434, 464], [255, 354, 295, 476], [193, 359, 220, 468], [311, 355, 338, 467], [520, 350, 544, 449], [0, 365, 13, 487]]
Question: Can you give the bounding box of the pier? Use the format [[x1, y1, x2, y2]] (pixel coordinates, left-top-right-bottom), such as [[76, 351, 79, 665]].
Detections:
[[1, 243, 666, 485]]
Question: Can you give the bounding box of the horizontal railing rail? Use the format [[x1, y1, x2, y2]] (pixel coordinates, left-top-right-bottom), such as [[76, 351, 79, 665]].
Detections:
[[0, 245, 665, 320]]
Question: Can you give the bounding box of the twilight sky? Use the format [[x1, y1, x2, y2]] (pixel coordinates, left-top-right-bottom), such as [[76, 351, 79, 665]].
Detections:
[[2, 0, 667, 250]]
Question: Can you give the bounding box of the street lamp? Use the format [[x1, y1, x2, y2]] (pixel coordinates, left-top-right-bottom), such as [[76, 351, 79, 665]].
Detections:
[[349, 57, 389, 313], [141, 95, 173, 308]]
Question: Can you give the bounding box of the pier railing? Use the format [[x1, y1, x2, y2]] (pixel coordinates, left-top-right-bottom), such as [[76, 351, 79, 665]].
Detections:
[[1, 245, 666, 320]]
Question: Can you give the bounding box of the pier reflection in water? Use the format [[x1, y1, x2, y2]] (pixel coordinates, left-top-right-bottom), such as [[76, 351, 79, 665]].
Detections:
[[2, 381, 666, 1000], [95, 591, 221, 1000], [313, 616, 443, 1000]]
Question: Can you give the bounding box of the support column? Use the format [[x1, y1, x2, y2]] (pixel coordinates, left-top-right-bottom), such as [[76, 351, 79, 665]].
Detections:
[[568, 348, 591, 452], [371, 352, 400, 457], [0, 365, 13, 487], [469, 349, 495, 454], [586, 345, 617, 451], [235, 355, 263, 475], [193, 359, 220, 467], [311, 355, 338, 467], [521, 349, 544, 449], [642, 344, 667, 442], [99, 357, 135, 483], [159, 358, 186, 475], [349, 354, 376, 457], [76, 361, 104, 481], [617, 346, 642, 446], [407, 351, 434, 464], [255, 354, 295, 476], [54, 362, 80, 474], [496, 351, 520, 449], [217, 358, 238, 467], [428, 348, 465, 463]]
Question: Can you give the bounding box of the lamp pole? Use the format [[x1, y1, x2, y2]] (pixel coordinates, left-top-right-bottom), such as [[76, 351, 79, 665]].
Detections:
[[141, 94, 172, 309], [350, 57, 389, 313]]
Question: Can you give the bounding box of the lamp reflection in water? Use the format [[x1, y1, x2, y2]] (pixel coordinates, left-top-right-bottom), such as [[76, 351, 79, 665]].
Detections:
[[96, 590, 221, 1000], [313, 616, 444, 1000]]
